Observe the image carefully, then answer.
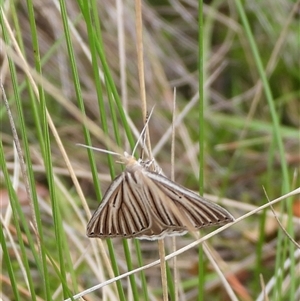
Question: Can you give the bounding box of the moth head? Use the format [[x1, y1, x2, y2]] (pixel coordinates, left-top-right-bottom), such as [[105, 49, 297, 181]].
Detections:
[[116, 151, 139, 168]]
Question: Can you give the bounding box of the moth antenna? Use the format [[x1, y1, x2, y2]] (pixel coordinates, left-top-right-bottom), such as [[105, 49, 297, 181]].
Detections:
[[76, 143, 121, 157], [140, 127, 146, 160], [140, 110, 150, 160], [131, 105, 155, 157]]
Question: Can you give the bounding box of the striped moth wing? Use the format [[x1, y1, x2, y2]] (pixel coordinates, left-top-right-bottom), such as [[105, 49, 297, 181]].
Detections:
[[86, 158, 234, 240]]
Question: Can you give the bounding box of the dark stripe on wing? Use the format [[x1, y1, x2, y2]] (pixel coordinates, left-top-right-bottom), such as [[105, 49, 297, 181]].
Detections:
[[145, 171, 234, 229]]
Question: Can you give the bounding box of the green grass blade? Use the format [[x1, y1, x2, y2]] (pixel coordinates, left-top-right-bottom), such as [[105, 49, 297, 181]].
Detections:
[[0, 224, 21, 300], [1, 12, 51, 301], [198, 0, 205, 300], [78, 2, 127, 300], [235, 1, 296, 299], [26, 0, 73, 297], [0, 142, 23, 301]]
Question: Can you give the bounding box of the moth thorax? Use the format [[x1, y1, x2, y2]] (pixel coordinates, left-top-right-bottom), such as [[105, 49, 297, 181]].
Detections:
[[140, 159, 162, 174], [123, 157, 137, 166]]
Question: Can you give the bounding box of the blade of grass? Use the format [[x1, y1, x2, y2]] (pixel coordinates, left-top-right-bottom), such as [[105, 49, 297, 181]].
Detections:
[[166, 261, 176, 300], [0, 10, 52, 300], [0, 222, 21, 300], [93, 34, 135, 147], [234, 0, 290, 203], [25, 0, 76, 297], [82, 1, 147, 300], [0, 142, 27, 301], [58, 0, 126, 300], [212, 113, 298, 139], [134, 240, 150, 301], [234, 1, 295, 299], [198, 0, 205, 300], [83, 1, 134, 300]]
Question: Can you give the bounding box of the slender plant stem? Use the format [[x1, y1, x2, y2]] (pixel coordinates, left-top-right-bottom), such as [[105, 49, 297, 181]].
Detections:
[[158, 240, 168, 301]]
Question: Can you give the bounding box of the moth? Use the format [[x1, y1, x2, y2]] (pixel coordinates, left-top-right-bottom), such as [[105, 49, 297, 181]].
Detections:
[[85, 152, 234, 240], [82, 111, 234, 240]]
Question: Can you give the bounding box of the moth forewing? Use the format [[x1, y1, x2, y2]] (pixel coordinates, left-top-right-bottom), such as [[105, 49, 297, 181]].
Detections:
[[143, 178, 191, 236], [86, 156, 154, 239], [86, 153, 234, 240], [142, 170, 234, 232], [86, 172, 125, 237]]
